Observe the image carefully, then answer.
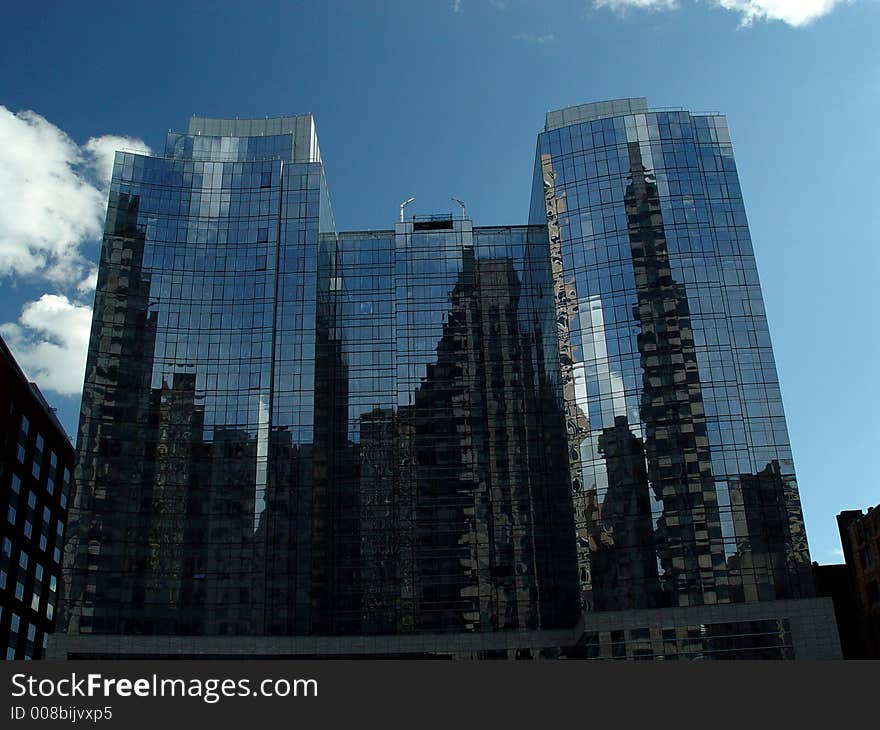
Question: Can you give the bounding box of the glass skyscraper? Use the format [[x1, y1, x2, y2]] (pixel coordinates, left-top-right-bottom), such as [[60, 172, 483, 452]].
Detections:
[[54, 99, 840, 659], [533, 98, 813, 612]]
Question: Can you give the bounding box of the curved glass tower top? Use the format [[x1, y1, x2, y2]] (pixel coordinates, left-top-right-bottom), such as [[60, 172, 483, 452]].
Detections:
[[544, 97, 649, 131], [162, 114, 322, 164]]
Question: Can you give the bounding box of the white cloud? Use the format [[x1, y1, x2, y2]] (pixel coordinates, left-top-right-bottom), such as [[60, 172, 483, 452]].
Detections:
[[593, 0, 853, 26], [713, 0, 849, 26], [76, 267, 99, 294], [0, 108, 103, 285], [0, 107, 151, 398], [84, 134, 151, 187], [594, 0, 679, 11], [513, 32, 557, 43], [0, 294, 92, 397], [0, 106, 150, 288], [453, 0, 462, 12]]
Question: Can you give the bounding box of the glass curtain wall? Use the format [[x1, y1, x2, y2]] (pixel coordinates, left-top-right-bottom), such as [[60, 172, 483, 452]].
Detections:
[[529, 104, 813, 612], [65, 125, 339, 637]]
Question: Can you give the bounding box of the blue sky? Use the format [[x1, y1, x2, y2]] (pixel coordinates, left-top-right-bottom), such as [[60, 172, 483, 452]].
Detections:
[[1, 0, 878, 564]]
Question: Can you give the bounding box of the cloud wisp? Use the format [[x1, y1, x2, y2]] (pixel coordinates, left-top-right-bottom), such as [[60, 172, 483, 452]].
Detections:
[[595, 0, 679, 11], [513, 31, 557, 43], [593, 0, 853, 27], [0, 294, 93, 397], [0, 106, 150, 398]]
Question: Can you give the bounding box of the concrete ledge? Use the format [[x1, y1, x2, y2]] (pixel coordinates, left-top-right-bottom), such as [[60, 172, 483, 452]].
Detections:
[[48, 598, 841, 660]]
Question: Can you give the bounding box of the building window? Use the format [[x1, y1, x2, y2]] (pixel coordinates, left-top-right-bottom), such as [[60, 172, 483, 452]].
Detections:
[[61, 468, 71, 509], [32, 433, 43, 480], [47, 452, 57, 494], [16, 416, 29, 463]]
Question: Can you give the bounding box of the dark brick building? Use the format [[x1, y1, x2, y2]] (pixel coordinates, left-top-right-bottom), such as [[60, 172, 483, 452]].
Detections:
[[0, 335, 74, 659], [837, 506, 880, 658]]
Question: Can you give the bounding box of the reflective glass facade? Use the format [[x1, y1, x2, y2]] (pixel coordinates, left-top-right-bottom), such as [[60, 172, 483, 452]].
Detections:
[[339, 221, 578, 632], [64, 117, 579, 639], [531, 99, 813, 613], [571, 618, 797, 660], [65, 115, 342, 636], [61, 101, 819, 656]]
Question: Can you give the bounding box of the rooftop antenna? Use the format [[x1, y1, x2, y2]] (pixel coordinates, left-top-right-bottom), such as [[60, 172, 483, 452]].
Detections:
[[400, 197, 415, 222], [451, 196, 467, 219]]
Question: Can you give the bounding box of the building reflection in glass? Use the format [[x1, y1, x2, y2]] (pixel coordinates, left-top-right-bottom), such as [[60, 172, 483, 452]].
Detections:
[[341, 221, 579, 633], [66, 118, 337, 636], [64, 104, 814, 646], [64, 124, 579, 636], [531, 99, 813, 614]]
